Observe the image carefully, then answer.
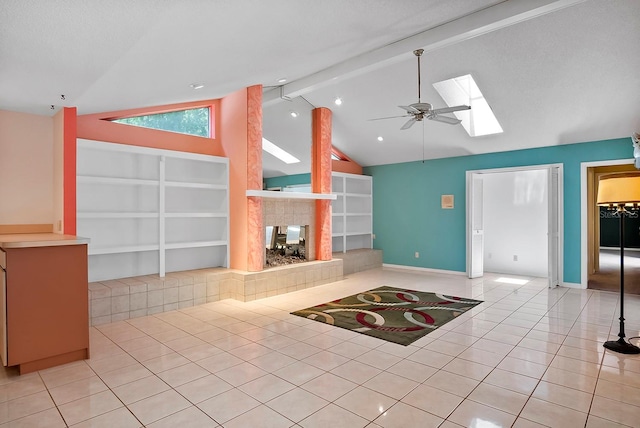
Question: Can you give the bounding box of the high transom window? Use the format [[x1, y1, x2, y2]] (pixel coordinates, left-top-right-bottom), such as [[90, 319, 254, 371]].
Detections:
[[110, 107, 210, 137]]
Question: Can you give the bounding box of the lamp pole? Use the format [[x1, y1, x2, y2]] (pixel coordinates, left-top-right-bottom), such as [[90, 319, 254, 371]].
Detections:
[[603, 205, 640, 354]]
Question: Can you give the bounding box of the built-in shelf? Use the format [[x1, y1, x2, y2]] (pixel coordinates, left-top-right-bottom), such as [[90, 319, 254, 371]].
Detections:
[[164, 213, 227, 218], [77, 212, 159, 219], [77, 139, 229, 281], [332, 172, 373, 253], [89, 244, 160, 255], [246, 190, 337, 200], [164, 181, 227, 190], [165, 240, 227, 250], [77, 176, 159, 186]]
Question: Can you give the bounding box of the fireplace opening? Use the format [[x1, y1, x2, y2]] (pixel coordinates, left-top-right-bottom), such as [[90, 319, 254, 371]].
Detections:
[[265, 225, 308, 267]]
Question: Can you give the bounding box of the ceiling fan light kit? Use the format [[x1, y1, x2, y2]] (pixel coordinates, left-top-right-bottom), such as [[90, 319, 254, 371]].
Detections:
[[370, 48, 470, 130]]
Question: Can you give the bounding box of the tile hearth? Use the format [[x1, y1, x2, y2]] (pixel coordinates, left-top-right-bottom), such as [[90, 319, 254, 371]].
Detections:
[[89, 260, 343, 326]]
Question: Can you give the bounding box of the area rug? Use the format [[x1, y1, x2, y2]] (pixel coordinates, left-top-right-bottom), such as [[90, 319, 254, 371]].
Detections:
[[291, 286, 483, 346]]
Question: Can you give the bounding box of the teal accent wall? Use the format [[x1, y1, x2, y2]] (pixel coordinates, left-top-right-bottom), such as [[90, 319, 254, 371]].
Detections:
[[264, 173, 311, 189], [363, 138, 632, 284]]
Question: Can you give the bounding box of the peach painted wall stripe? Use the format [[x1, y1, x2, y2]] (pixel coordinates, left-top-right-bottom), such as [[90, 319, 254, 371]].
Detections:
[[332, 159, 363, 174], [312, 107, 333, 260], [63, 107, 77, 235], [331, 146, 363, 175], [76, 100, 223, 157]]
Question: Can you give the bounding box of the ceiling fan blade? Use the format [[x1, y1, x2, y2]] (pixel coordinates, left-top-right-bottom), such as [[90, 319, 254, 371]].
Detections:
[[431, 105, 471, 115], [400, 117, 417, 130], [399, 105, 420, 114], [429, 115, 461, 125], [368, 114, 412, 121]]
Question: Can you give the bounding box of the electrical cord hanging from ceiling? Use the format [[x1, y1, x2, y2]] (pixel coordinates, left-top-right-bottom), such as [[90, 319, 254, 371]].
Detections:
[[299, 96, 316, 109]]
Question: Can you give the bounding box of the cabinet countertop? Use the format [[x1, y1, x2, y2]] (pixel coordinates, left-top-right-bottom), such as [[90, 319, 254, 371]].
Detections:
[[0, 233, 90, 249]]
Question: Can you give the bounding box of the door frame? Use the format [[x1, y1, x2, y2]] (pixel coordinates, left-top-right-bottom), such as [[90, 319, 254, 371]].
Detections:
[[580, 158, 634, 289], [466, 163, 564, 285]]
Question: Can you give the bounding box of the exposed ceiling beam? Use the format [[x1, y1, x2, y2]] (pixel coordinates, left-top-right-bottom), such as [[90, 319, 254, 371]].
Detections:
[[263, 0, 586, 106]]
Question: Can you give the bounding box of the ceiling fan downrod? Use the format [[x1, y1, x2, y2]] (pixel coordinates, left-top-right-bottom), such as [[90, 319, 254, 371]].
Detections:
[[414, 49, 424, 103]]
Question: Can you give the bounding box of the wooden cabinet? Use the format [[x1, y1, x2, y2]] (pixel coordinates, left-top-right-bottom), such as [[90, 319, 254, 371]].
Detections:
[[0, 237, 89, 374], [331, 172, 373, 252], [76, 139, 229, 282]]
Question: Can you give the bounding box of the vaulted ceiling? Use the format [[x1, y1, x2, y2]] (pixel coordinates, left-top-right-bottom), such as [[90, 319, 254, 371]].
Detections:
[[2, 0, 639, 177]]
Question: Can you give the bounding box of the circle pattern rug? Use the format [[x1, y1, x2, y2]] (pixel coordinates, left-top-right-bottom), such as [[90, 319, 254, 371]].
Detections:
[[291, 286, 483, 346]]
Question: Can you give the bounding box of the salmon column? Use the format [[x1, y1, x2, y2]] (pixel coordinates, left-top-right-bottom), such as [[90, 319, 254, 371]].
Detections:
[[246, 86, 264, 271], [312, 107, 332, 260], [221, 85, 264, 271]]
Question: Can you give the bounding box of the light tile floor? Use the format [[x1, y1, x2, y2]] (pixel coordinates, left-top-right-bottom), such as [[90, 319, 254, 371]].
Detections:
[[2, 268, 640, 427]]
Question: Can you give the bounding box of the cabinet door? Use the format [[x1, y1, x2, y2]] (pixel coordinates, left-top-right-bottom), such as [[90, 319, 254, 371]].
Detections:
[[6, 246, 88, 365]]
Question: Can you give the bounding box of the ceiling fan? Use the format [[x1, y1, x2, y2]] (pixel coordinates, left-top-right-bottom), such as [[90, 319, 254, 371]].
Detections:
[[370, 49, 471, 130]]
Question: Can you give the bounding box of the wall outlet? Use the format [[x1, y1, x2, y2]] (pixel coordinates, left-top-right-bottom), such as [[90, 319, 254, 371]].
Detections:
[[488, 252, 492, 259], [415, 252, 420, 258], [513, 255, 518, 261], [57, 220, 62, 231], [372, 234, 376, 239]]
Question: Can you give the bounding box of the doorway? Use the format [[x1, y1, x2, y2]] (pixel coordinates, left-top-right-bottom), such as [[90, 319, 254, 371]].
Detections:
[[583, 160, 640, 293], [466, 164, 563, 287]]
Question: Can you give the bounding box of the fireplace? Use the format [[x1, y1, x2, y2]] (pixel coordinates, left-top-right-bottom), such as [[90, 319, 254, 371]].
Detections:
[[263, 198, 316, 268], [265, 225, 309, 267]]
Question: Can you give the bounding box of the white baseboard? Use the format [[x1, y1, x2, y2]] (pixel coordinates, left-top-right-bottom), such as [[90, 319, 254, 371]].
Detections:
[[560, 281, 584, 289], [382, 264, 467, 276]]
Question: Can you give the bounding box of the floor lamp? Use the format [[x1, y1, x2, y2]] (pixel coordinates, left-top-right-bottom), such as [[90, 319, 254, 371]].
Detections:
[[597, 172, 640, 354]]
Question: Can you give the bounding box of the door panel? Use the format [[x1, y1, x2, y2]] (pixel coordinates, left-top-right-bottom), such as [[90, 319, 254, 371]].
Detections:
[[468, 174, 484, 278], [548, 167, 560, 287]]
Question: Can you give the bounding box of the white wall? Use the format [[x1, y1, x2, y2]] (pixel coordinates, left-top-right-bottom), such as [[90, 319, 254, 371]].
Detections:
[[0, 110, 54, 225], [483, 169, 548, 277]]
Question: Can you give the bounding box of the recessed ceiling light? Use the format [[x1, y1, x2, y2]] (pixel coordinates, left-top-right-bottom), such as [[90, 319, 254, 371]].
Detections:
[[278, 78, 287, 83], [334, 97, 342, 106], [377, 136, 384, 142], [189, 83, 204, 90], [290, 111, 298, 118]]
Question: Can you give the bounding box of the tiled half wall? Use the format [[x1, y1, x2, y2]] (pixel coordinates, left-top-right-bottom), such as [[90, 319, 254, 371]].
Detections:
[[89, 259, 342, 326]]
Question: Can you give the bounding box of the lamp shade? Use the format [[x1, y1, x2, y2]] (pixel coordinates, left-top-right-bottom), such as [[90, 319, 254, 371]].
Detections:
[[597, 172, 640, 205]]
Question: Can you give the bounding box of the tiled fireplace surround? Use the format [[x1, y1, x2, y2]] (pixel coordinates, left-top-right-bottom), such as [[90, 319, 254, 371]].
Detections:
[[89, 198, 381, 326]]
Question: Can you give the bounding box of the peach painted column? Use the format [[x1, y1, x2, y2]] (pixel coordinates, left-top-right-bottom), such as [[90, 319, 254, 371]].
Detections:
[[61, 107, 77, 235], [221, 85, 264, 271], [246, 86, 264, 271], [311, 107, 332, 260]]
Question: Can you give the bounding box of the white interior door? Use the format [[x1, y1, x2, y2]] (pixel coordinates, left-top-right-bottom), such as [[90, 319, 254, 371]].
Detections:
[[548, 166, 560, 287], [468, 173, 484, 278]]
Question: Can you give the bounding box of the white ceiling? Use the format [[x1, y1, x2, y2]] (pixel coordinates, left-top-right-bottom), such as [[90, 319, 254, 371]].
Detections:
[[2, 0, 639, 177]]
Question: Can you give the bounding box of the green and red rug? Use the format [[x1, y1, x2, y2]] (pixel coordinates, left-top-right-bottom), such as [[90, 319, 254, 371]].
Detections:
[[291, 286, 483, 346]]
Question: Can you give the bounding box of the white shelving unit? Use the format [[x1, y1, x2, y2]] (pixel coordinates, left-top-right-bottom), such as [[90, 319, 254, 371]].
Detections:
[[331, 172, 373, 253], [77, 139, 229, 282]]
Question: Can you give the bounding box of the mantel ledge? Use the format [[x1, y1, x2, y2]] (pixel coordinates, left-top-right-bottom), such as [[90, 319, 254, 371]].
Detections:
[[246, 190, 336, 200]]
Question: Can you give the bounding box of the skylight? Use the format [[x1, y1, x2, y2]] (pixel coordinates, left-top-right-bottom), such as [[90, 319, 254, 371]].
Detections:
[[262, 138, 300, 164], [433, 74, 503, 137]]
